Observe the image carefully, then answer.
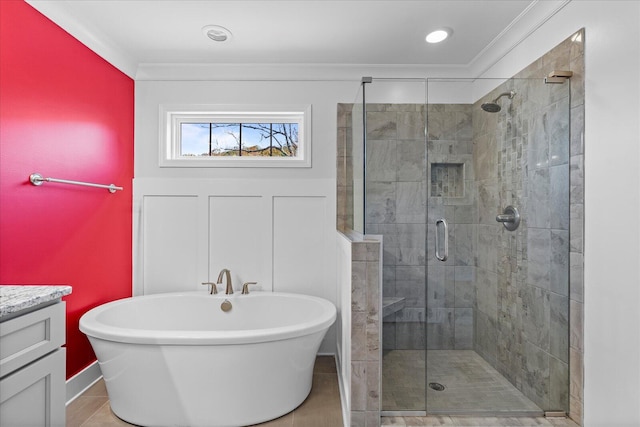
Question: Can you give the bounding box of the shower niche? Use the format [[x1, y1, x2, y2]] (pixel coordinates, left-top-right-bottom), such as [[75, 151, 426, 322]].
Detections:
[[429, 163, 464, 198]]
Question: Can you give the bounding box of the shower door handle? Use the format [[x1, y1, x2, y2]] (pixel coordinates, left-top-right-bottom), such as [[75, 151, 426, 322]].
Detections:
[[435, 218, 449, 262]]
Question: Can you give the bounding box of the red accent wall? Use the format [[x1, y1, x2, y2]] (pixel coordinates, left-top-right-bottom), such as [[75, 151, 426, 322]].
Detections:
[[0, 1, 134, 379]]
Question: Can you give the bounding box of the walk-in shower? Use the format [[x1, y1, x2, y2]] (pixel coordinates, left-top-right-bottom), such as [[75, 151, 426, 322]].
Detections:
[[350, 76, 570, 416]]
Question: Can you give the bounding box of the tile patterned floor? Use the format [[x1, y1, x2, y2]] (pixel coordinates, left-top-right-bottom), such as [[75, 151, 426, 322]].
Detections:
[[383, 350, 542, 415], [66, 356, 343, 427]]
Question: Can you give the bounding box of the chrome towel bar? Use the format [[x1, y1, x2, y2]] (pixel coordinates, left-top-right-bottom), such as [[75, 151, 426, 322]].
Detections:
[[29, 173, 123, 193]]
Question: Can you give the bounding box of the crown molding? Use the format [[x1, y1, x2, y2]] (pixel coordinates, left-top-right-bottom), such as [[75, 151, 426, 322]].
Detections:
[[468, 0, 573, 78], [25, 0, 138, 78], [135, 62, 470, 81]]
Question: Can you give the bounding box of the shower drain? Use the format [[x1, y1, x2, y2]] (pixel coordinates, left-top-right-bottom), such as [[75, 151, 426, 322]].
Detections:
[[428, 382, 446, 391]]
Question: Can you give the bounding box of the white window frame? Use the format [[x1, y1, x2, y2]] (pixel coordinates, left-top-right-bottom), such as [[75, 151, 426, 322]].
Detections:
[[159, 104, 311, 168]]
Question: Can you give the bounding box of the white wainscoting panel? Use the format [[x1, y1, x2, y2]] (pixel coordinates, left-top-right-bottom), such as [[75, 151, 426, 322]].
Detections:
[[209, 196, 268, 292], [134, 178, 337, 353], [142, 196, 199, 295], [273, 196, 327, 297]]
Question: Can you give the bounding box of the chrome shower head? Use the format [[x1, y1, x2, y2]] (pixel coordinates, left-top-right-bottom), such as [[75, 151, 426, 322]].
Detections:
[[481, 90, 516, 113], [481, 102, 502, 113]]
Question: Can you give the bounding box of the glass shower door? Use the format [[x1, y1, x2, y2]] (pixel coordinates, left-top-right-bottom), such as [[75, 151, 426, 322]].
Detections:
[[359, 79, 429, 413], [425, 77, 570, 415]]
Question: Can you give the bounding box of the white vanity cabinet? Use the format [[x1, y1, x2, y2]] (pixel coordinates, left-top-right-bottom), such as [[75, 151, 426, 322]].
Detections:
[[0, 286, 70, 427]]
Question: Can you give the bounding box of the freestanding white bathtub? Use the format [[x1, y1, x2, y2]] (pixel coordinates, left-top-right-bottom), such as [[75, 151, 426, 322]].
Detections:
[[79, 291, 336, 427]]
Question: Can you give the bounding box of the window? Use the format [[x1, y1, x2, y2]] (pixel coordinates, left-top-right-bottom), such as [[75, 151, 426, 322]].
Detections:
[[160, 105, 311, 167]]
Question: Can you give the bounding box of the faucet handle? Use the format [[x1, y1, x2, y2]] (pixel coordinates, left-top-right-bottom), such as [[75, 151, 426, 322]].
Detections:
[[241, 282, 258, 294], [202, 282, 218, 294]]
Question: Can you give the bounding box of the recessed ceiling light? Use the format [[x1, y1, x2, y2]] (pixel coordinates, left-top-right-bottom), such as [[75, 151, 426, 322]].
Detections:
[[426, 28, 452, 44], [202, 25, 232, 42]]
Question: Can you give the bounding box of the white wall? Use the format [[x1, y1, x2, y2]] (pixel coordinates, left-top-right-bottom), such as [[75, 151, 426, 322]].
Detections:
[[479, 2, 640, 425]]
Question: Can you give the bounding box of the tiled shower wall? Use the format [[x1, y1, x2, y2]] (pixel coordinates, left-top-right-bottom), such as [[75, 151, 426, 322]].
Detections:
[[425, 105, 476, 350], [362, 104, 475, 351], [470, 30, 584, 420], [472, 78, 571, 412], [509, 29, 583, 421]]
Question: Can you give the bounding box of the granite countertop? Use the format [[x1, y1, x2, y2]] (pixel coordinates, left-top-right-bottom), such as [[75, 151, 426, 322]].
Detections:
[[0, 285, 72, 319]]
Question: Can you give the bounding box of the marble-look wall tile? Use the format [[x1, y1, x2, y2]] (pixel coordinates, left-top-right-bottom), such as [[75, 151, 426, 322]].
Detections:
[[454, 204, 476, 224], [548, 98, 571, 167], [475, 310, 498, 364], [396, 266, 427, 308], [366, 182, 397, 224], [396, 321, 426, 350], [476, 267, 498, 320], [569, 252, 584, 303], [569, 300, 583, 352], [477, 181, 499, 225], [366, 140, 397, 182], [396, 181, 426, 223], [383, 266, 396, 297], [454, 308, 473, 349], [397, 140, 426, 182], [426, 308, 455, 350], [352, 311, 367, 361], [454, 266, 475, 308], [528, 168, 550, 229], [351, 411, 365, 427], [351, 361, 367, 411], [550, 165, 570, 230], [569, 347, 583, 401], [350, 239, 382, 427], [365, 410, 380, 427], [426, 265, 454, 309], [550, 230, 569, 296], [473, 133, 498, 181], [570, 104, 584, 156], [452, 223, 475, 266], [569, 155, 584, 205], [367, 360, 380, 410], [397, 111, 426, 140], [528, 114, 550, 171], [549, 293, 569, 362], [352, 261, 368, 311], [523, 341, 550, 410], [368, 224, 398, 266], [383, 320, 396, 350], [522, 285, 550, 350], [549, 356, 569, 411], [396, 223, 426, 266], [367, 112, 397, 140], [477, 225, 499, 272], [569, 203, 583, 253], [527, 228, 551, 290]]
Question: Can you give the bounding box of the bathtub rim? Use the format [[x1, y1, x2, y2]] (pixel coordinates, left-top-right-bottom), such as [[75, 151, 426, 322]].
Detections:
[[79, 290, 336, 346]]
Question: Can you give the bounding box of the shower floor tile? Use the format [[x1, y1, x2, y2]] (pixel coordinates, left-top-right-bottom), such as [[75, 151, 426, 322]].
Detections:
[[383, 350, 543, 415]]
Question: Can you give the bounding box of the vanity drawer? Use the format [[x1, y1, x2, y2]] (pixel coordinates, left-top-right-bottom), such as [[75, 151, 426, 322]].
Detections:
[[0, 302, 65, 378]]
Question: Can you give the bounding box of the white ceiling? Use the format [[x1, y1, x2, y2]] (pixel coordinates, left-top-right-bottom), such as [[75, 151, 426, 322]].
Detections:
[[26, 0, 570, 78]]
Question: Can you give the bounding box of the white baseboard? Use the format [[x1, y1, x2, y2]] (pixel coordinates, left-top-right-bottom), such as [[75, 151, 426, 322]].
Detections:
[[66, 360, 102, 405], [334, 353, 350, 427]]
